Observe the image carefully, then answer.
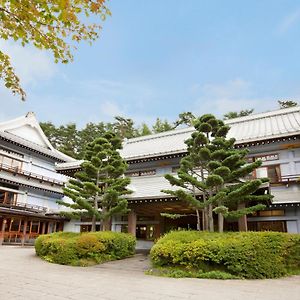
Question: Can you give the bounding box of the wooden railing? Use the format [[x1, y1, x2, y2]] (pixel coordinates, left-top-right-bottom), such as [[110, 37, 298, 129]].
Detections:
[[0, 201, 47, 213], [1, 232, 40, 244], [279, 174, 300, 184], [0, 162, 64, 186]]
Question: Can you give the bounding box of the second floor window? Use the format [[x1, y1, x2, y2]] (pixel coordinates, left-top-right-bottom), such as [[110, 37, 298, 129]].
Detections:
[[255, 165, 281, 183], [0, 154, 23, 171], [126, 169, 156, 177]]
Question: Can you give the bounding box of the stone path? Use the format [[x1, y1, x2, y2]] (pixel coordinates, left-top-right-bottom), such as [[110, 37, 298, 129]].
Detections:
[[0, 246, 300, 300]]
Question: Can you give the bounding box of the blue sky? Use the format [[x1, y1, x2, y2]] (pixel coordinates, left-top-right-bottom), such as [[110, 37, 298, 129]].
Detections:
[[1, 0, 300, 127]]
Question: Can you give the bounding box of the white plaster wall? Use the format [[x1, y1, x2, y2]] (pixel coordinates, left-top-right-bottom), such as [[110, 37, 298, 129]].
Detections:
[[9, 125, 48, 147], [26, 192, 62, 211], [287, 221, 298, 233], [63, 220, 80, 233], [294, 149, 300, 158], [27, 194, 45, 206], [30, 156, 66, 181]]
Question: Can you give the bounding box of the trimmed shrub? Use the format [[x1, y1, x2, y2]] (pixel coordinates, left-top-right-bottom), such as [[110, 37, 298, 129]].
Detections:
[[35, 231, 136, 266], [150, 231, 300, 279]]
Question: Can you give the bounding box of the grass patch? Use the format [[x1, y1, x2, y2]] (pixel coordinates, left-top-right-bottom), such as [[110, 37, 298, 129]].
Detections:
[[146, 266, 240, 279]]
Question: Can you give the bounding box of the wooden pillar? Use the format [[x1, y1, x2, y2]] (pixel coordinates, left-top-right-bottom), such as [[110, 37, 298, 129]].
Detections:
[[37, 221, 40, 234], [154, 214, 162, 239], [128, 210, 137, 237], [238, 203, 248, 231], [21, 220, 28, 246], [47, 222, 52, 234], [41, 222, 46, 234], [53, 222, 57, 233], [0, 218, 7, 245]]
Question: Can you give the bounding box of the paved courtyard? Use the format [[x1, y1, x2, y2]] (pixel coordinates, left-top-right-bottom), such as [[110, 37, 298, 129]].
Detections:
[[0, 247, 300, 300]]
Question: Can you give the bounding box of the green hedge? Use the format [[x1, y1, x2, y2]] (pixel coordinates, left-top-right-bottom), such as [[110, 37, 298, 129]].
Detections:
[[35, 231, 136, 266], [150, 231, 300, 279]]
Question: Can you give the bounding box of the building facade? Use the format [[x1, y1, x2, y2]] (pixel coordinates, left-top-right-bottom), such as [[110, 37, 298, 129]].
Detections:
[[57, 107, 300, 238], [0, 113, 75, 245], [1, 107, 300, 244]]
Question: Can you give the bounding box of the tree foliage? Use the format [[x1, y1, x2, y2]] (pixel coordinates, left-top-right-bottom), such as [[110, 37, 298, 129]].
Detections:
[[163, 114, 272, 232], [173, 112, 196, 128], [152, 118, 173, 133], [278, 100, 298, 109], [112, 116, 138, 139], [223, 109, 254, 120], [0, 0, 110, 100], [58, 132, 131, 231], [40, 116, 171, 158]]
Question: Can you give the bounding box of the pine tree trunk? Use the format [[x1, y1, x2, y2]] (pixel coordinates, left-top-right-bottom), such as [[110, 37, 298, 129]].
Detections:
[[196, 209, 201, 231], [91, 215, 96, 232], [238, 203, 248, 231], [208, 204, 214, 232], [203, 207, 209, 231], [102, 217, 111, 231], [218, 213, 224, 233]]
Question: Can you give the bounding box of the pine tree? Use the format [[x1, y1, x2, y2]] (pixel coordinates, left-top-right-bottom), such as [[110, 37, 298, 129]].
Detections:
[[139, 123, 152, 136], [223, 109, 254, 120], [163, 114, 272, 232], [56, 124, 79, 158], [278, 100, 298, 109], [77, 122, 107, 158], [152, 118, 173, 133], [173, 112, 196, 128], [113, 116, 138, 139], [58, 132, 131, 231]]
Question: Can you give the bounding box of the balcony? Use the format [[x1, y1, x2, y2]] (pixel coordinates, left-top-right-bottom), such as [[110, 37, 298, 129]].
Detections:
[[0, 162, 64, 186], [0, 201, 47, 213], [274, 174, 300, 186], [0, 190, 47, 213]]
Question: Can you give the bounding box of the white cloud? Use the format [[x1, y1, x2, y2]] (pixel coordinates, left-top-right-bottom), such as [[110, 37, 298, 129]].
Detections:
[[99, 100, 125, 118], [278, 9, 300, 34], [0, 41, 56, 86], [192, 78, 274, 116]]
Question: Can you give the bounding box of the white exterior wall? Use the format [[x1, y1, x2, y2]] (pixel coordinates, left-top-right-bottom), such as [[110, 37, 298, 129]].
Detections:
[[63, 220, 81, 233], [22, 154, 66, 182]]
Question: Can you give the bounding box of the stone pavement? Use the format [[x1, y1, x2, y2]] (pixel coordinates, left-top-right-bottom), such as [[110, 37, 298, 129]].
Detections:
[[0, 247, 300, 300]]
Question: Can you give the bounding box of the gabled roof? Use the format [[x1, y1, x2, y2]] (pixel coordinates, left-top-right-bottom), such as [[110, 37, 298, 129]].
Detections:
[[0, 112, 74, 162], [120, 106, 300, 161]]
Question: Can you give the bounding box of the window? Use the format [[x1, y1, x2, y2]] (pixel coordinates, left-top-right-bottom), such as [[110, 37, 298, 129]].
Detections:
[[0, 189, 18, 205], [255, 165, 281, 183], [126, 169, 156, 177], [0, 154, 23, 171]]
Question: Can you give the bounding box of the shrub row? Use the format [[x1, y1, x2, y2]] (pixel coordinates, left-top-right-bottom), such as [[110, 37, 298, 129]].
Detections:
[[150, 231, 300, 279], [35, 231, 136, 266]]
